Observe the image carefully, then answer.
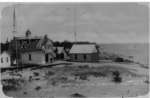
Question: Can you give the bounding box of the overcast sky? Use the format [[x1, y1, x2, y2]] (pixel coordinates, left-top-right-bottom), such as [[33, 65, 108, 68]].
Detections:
[[0, 3, 149, 43]]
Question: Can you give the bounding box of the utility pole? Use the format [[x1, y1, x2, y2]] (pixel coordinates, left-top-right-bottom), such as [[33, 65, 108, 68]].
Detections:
[[73, 6, 77, 42], [12, 6, 19, 69], [13, 7, 16, 34]]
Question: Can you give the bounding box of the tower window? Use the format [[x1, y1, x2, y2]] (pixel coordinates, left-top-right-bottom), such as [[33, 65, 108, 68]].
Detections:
[[1, 58, 3, 63], [6, 57, 9, 62], [75, 54, 77, 60]]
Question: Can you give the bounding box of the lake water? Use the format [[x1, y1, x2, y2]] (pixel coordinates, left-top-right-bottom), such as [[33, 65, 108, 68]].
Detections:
[[99, 43, 149, 65]]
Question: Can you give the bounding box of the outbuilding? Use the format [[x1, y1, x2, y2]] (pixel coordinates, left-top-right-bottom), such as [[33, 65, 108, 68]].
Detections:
[[69, 44, 99, 62]]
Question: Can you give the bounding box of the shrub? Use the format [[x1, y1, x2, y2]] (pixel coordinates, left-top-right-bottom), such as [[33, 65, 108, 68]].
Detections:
[[70, 93, 86, 98], [44, 71, 55, 79], [60, 77, 68, 81], [46, 71, 55, 76], [113, 76, 122, 83], [79, 75, 88, 80], [29, 76, 32, 82], [33, 72, 39, 76], [124, 59, 133, 63], [2, 78, 24, 92], [3, 85, 18, 92], [144, 80, 149, 84], [140, 64, 149, 69], [2, 78, 24, 86], [51, 80, 57, 86], [35, 86, 41, 91], [35, 78, 40, 81], [112, 71, 120, 77], [89, 71, 105, 77], [115, 57, 124, 62], [78, 65, 89, 69], [23, 91, 27, 95], [75, 71, 105, 78], [112, 71, 122, 83]]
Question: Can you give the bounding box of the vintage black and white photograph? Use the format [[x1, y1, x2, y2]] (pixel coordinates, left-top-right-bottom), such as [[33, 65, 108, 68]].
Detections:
[[0, 2, 149, 98]]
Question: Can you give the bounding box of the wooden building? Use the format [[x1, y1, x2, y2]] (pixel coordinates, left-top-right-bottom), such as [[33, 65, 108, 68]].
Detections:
[[69, 44, 99, 62], [10, 30, 56, 65]]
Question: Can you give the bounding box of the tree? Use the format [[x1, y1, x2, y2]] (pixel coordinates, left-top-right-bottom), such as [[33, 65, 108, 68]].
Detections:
[[61, 40, 73, 49], [53, 41, 60, 46]]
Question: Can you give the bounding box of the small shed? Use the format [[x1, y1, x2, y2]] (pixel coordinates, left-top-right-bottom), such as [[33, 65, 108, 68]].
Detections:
[[69, 44, 99, 62]]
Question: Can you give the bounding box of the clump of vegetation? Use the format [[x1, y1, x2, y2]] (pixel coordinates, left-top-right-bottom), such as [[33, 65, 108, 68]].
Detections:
[[35, 86, 41, 91], [60, 77, 68, 81], [73, 71, 106, 80], [23, 91, 27, 95], [51, 80, 57, 86], [50, 76, 68, 86], [144, 80, 149, 84], [139, 64, 149, 69], [44, 71, 55, 79], [112, 71, 122, 83], [3, 85, 18, 91], [2, 78, 25, 92], [35, 78, 40, 81], [45, 71, 55, 76], [29, 76, 32, 82], [124, 59, 133, 63], [79, 75, 88, 80], [70, 93, 86, 98], [78, 65, 89, 69], [57, 76, 68, 83], [89, 71, 106, 77], [33, 72, 39, 76], [114, 57, 124, 62]]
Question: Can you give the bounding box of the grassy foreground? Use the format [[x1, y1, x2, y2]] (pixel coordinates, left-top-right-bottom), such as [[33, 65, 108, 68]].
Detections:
[[1, 62, 149, 98]]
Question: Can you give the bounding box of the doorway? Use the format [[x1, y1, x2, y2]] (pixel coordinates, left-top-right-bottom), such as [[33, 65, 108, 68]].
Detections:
[[84, 54, 87, 61], [45, 54, 49, 63]]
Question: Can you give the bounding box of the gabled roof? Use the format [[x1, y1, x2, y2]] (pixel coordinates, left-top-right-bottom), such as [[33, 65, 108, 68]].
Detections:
[[69, 44, 98, 54]]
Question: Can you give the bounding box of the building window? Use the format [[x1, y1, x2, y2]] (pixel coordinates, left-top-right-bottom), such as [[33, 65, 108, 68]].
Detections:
[[1, 58, 3, 63], [50, 58, 53, 63], [29, 54, 31, 61], [75, 54, 77, 60], [6, 57, 9, 62], [45, 54, 49, 63], [20, 41, 22, 44], [84, 54, 87, 60], [27, 40, 29, 44]]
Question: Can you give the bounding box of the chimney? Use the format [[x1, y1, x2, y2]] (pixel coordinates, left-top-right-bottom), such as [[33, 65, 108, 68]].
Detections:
[[25, 30, 31, 37]]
